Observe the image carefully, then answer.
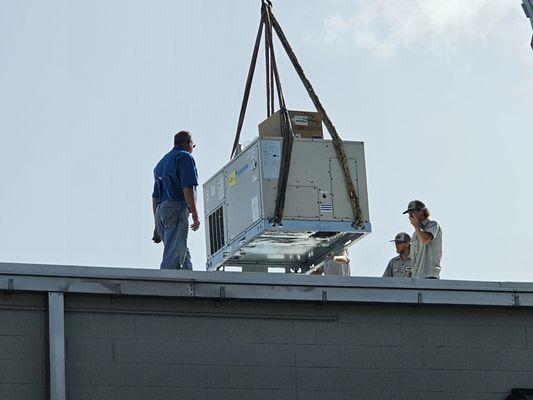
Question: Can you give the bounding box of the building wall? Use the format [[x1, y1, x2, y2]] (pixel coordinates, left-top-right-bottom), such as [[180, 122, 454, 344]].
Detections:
[[0, 293, 48, 400], [60, 294, 533, 400], [1, 286, 533, 399]]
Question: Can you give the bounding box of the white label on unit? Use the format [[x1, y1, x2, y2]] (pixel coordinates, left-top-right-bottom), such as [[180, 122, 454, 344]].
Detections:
[[210, 184, 216, 197], [292, 115, 308, 126], [262, 139, 281, 179], [217, 176, 224, 200], [251, 196, 259, 221]]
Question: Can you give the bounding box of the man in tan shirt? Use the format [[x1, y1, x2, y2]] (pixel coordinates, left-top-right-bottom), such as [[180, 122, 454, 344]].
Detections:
[[403, 200, 442, 279], [383, 232, 412, 278]]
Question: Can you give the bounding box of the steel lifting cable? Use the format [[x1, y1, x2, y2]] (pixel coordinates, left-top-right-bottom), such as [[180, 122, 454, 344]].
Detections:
[[269, 12, 364, 227]]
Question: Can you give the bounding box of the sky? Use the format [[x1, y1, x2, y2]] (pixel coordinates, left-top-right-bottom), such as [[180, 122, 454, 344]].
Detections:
[[1, 0, 532, 282]]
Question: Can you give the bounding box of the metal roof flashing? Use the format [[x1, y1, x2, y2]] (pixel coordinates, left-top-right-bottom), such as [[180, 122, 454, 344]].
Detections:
[[0, 262, 532, 308]]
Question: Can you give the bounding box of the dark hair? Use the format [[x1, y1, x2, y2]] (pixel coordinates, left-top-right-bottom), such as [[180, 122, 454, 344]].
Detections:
[[422, 207, 430, 219], [174, 131, 192, 148]]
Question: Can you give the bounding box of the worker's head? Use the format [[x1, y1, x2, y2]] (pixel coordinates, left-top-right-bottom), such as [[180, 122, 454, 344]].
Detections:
[[402, 200, 430, 221], [174, 131, 195, 153], [390, 232, 411, 254]]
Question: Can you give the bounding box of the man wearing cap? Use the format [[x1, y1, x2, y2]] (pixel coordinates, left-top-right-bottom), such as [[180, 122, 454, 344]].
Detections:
[[403, 200, 442, 279], [383, 232, 412, 278]]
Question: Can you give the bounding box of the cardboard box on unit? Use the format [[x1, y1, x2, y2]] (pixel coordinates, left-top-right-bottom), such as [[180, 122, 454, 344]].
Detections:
[[258, 110, 324, 139]]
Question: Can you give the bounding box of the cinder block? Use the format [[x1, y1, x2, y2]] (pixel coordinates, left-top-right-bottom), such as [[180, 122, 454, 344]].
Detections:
[[113, 339, 200, 364], [300, 390, 505, 400], [0, 310, 42, 336], [441, 325, 526, 348], [298, 390, 376, 400], [419, 347, 505, 370], [215, 343, 295, 366], [223, 319, 294, 344], [316, 323, 403, 346], [403, 370, 533, 393], [116, 340, 282, 366], [402, 322, 524, 349], [0, 384, 47, 400], [68, 385, 138, 400], [0, 336, 45, 360], [296, 367, 317, 391], [401, 324, 445, 346], [402, 392, 505, 400], [137, 364, 228, 389], [66, 362, 91, 385], [65, 313, 136, 339], [192, 317, 232, 343], [295, 344, 338, 367], [181, 365, 229, 388], [313, 368, 404, 391], [0, 293, 46, 308], [228, 366, 295, 389], [137, 363, 186, 387], [502, 348, 533, 370], [331, 304, 407, 325], [138, 387, 207, 400], [89, 362, 139, 386], [335, 345, 423, 370], [205, 389, 296, 400], [0, 360, 44, 384], [134, 315, 197, 339], [66, 337, 114, 362], [293, 320, 317, 344], [405, 307, 528, 328]]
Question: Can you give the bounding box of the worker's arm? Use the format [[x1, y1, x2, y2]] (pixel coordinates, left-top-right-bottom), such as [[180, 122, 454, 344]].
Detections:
[[409, 216, 433, 245], [183, 186, 200, 231], [152, 197, 161, 243], [413, 226, 433, 245]]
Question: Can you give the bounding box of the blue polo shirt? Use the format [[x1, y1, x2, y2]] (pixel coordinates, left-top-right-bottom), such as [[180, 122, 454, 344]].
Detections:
[[152, 147, 198, 205]]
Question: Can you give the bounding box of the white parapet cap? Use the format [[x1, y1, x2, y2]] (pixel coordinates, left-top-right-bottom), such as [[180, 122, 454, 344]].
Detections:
[[0, 262, 531, 308]]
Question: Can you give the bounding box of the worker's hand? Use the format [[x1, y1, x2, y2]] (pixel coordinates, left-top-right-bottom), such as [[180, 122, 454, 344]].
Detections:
[[152, 228, 161, 244], [333, 255, 350, 264], [191, 213, 200, 231], [409, 214, 419, 229]]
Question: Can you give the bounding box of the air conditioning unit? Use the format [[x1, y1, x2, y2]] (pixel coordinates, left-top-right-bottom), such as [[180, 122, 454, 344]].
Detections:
[[203, 136, 371, 272]]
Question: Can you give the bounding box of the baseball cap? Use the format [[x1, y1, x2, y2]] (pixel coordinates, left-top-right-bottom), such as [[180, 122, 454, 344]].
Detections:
[[402, 200, 426, 214], [390, 232, 411, 243]]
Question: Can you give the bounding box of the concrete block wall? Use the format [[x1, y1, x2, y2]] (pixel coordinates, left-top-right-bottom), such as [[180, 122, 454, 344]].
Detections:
[[60, 294, 533, 400], [0, 293, 48, 400], [1, 285, 533, 400]]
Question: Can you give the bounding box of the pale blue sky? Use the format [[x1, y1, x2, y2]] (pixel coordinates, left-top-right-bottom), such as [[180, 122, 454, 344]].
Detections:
[[1, 0, 532, 281]]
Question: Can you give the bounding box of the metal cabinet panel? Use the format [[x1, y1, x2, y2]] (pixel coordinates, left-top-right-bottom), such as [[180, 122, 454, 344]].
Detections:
[[203, 136, 371, 271]]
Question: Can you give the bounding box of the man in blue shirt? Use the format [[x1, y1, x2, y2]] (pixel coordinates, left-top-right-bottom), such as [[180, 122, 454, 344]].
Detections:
[[152, 131, 200, 269]]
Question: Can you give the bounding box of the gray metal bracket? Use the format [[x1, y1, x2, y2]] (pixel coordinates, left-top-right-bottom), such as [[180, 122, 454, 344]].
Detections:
[[3, 278, 15, 299]]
